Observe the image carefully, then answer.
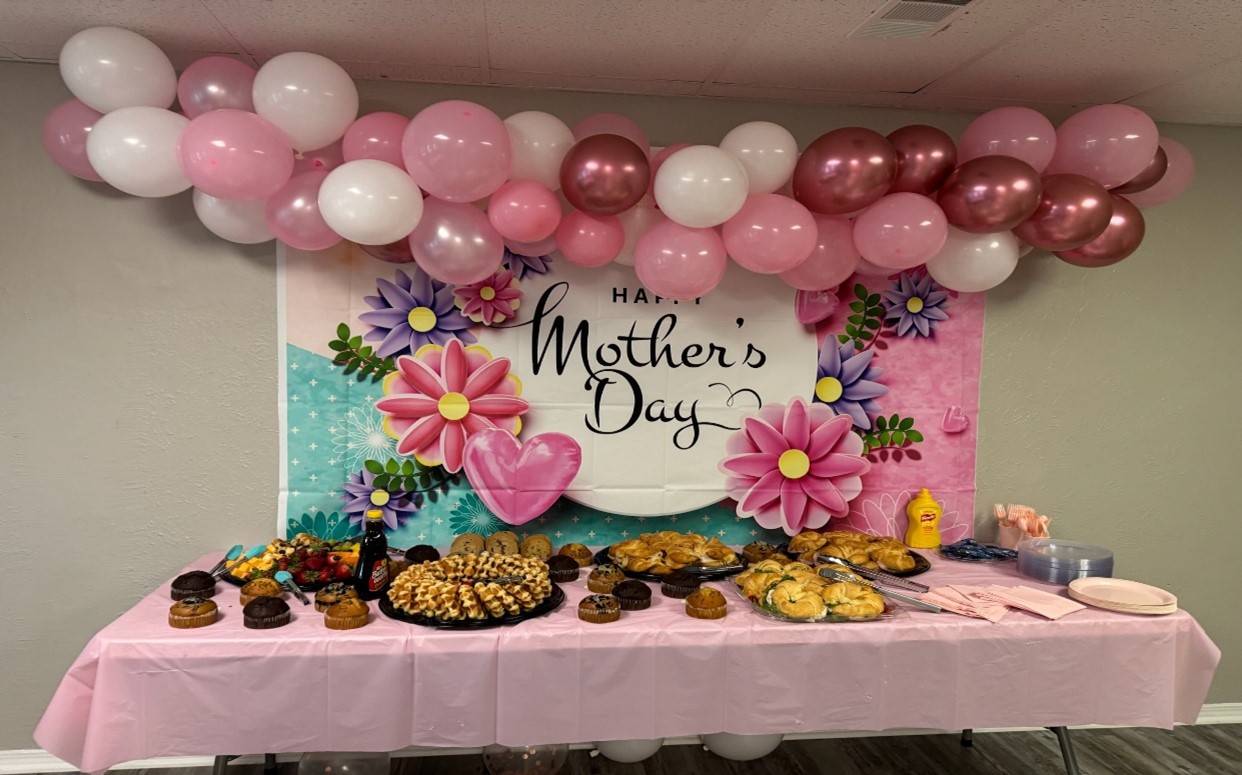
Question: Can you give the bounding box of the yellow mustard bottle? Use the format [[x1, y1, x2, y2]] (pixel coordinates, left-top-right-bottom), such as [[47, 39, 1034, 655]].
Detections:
[[904, 488, 942, 549]]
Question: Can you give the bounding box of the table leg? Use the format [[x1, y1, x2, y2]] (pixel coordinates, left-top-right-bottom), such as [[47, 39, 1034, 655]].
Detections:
[[960, 729, 973, 748], [1049, 727, 1081, 775], [212, 756, 237, 775], [264, 753, 278, 774]]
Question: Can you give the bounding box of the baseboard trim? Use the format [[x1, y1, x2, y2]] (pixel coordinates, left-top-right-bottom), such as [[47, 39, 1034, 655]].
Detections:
[[5, 704, 1240, 774]]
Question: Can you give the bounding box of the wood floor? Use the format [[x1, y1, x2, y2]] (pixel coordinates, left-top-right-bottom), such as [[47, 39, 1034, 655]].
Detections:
[[38, 725, 1242, 775]]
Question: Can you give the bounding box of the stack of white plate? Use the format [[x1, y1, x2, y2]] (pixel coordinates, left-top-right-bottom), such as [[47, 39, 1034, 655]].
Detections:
[[1067, 577, 1178, 615]]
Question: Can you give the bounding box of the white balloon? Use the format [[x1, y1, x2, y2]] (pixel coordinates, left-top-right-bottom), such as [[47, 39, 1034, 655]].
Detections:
[[702, 733, 784, 762], [192, 189, 274, 244], [594, 738, 665, 763], [720, 121, 798, 194], [504, 111, 575, 190], [926, 226, 1020, 292], [59, 27, 176, 113], [654, 145, 750, 228], [86, 107, 190, 197], [318, 160, 424, 245], [614, 195, 660, 266], [253, 52, 359, 151]]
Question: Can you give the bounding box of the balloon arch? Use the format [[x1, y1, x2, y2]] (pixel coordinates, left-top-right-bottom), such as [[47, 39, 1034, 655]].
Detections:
[[44, 27, 1194, 303]]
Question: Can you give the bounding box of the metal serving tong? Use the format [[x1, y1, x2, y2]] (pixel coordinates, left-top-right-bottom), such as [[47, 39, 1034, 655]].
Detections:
[[819, 567, 941, 613], [817, 554, 930, 593]]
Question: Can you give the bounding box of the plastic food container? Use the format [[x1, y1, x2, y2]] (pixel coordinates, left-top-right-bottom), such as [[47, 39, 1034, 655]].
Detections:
[[1017, 538, 1114, 585]]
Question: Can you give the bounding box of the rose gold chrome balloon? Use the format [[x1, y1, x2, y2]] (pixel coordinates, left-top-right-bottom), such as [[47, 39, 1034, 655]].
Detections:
[[559, 133, 650, 216], [793, 127, 897, 215], [1055, 194, 1145, 267], [937, 155, 1042, 233], [1013, 174, 1113, 251], [887, 125, 957, 196]]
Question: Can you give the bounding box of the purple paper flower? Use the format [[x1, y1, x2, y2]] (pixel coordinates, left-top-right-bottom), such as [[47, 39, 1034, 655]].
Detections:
[[503, 249, 551, 282], [359, 268, 476, 359], [340, 468, 419, 531], [814, 340, 887, 430], [881, 272, 950, 338]]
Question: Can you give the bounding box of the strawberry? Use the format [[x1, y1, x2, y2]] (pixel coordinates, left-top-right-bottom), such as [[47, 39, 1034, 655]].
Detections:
[[292, 570, 309, 586], [334, 563, 352, 580], [305, 555, 326, 571]]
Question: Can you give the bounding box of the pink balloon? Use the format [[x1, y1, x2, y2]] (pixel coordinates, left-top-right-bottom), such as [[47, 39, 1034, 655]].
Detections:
[[461, 429, 582, 526], [488, 179, 562, 243], [1046, 104, 1159, 188], [343, 111, 410, 169], [555, 210, 625, 267], [1012, 174, 1113, 251], [292, 141, 344, 175], [176, 57, 256, 119], [647, 143, 691, 198], [178, 109, 294, 201], [852, 193, 948, 270], [1124, 138, 1195, 208], [959, 107, 1056, 172], [402, 100, 512, 202], [560, 134, 650, 216], [265, 171, 342, 251], [1055, 194, 1145, 267], [721, 194, 817, 274], [886, 125, 957, 195], [634, 219, 728, 300], [571, 113, 649, 154], [41, 99, 104, 181], [937, 156, 1043, 233], [505, 235, 558, 256], [793, 128, 897, 215], [361, 238, 417, 264], [408, 198, 504, 284], [780, 215, 860, 291]]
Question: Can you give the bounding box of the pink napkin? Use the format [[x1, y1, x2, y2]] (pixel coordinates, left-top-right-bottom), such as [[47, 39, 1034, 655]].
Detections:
[[925, 586, 1008, 622], [975, 584, 1086, 620]]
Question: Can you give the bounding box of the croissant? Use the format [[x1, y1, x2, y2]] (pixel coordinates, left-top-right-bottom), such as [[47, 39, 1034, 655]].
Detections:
[[874, 547, 916, 572], [787, 531, 826, 553], [767, 580, 828, 620]]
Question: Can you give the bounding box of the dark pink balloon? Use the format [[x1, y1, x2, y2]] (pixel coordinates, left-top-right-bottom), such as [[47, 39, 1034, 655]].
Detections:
[[361, 238, 417, 264], [1013, 174, 1113, 251], [1111, 145, 1168, 195], [559, 134, 650, 216], [265, 171, 342, 251], [488, 179, 562, 243], [504, 235, 558, 256], [179, 109, 294, 201], [634, 219, 728, 300], [1054, 194, 1145, 267], [886, 125, 956, 196], [571, 112, 649, 153], [937, 155, 1042, 233], [41, 99, 104, 181], [1125, 138, 1194, 208], [793, 127, 897, 215], [176, 56, 256, 118], [779, 215, 860, 291], [293, 140, 345, 175], [556, 210, 625, 267], [343, 111, 410, 169], [958, 107, 1056, 172]]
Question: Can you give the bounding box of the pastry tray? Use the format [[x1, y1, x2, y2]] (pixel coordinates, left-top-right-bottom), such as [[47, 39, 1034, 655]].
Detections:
[[378, 583, 565, 629], [728, 583, 906, 624], [594, 548, 748, 582]]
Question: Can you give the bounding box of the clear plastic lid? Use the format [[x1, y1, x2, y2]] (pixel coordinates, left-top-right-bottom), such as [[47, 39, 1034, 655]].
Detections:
[[1018, 538, 1114, 569]]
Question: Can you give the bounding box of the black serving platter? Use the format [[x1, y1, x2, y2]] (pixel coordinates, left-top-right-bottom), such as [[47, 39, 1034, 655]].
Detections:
[[593, 548, 748, 582], [379, 583, 565, 629]]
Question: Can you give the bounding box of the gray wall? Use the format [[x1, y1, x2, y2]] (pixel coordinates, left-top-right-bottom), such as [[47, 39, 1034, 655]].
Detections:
[[1, 61, 1238, 751]]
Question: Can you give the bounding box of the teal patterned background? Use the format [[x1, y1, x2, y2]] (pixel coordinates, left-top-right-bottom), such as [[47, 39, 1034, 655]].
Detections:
[[283, 343, 786, 548]]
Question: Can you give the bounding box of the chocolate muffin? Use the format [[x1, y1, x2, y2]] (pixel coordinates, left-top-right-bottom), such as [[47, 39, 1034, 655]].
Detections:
[[546, 555, 581, 583], [660, 570, 702, 599], [171, 570, 217, 600], [243, 596, 292, 629], [404, 544, 441, 564], [613, 579, 652, 611]]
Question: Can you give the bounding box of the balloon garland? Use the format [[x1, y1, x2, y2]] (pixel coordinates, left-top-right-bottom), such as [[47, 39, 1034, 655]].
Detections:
[[44, 27, 1196, 297]]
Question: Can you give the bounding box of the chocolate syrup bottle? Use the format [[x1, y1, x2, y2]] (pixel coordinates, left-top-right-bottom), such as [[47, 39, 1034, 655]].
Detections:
[[354, 509, 390, 600]]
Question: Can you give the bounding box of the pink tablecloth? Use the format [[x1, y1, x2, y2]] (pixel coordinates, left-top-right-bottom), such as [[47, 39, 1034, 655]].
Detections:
[[35, 554, 1219, 772]]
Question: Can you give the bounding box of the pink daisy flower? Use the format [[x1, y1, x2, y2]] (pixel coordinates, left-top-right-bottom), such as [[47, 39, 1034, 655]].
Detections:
[[719, 397, 871, 536], [453, 270, 522, 325], [376, 338, 529, 473]]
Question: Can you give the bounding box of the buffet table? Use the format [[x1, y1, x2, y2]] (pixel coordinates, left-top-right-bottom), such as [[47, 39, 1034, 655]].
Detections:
[[35, 553, 1219, 773]]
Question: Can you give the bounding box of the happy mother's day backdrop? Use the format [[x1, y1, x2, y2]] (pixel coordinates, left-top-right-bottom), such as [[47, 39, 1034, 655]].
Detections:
[[280, 243, 983, 547]]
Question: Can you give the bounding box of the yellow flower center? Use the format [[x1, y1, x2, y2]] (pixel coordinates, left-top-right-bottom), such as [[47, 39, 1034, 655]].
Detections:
[[815, 376, 844, 403], [906, 296, 924, 314], [437, 392, 471, 421], [778, 449, 811, 480], [369, 489, 390, 506], [480, 286, 497, 301], [407, 306, 438, 333]]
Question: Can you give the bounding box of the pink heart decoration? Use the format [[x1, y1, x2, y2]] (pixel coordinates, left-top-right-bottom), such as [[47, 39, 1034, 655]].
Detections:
[[794, 288, 840, 325], [941, 405, 969, 434], [462, 429, 583, 526]]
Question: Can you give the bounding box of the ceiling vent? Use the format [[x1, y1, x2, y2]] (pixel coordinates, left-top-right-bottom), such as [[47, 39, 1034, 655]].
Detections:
[[848, 0, 975, 39]]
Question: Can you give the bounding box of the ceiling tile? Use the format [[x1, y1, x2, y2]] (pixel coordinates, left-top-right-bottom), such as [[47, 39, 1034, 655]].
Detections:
[[703, 82, 910, 108], [1124, 56, 1242, 115], [899, 93, 1079, 124], [202, 0, 480, 66], [0, 0, 241, 60], [486, 0, 771, 82], [715, 0, 1063, 93], [488, 69, 700, 97], [334, 61, 484, 86], [921, 2, 1242, 104], [0, 44, 19, 59]]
